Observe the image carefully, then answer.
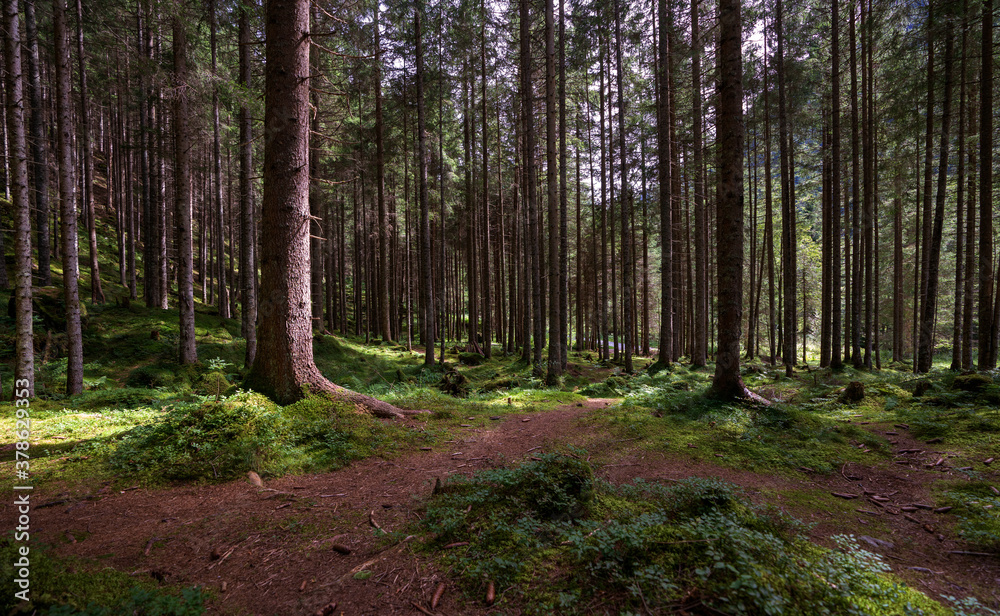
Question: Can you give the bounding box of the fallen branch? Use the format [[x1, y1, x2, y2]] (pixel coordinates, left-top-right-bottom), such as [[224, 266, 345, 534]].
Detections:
[[948, 551, 995, 557]]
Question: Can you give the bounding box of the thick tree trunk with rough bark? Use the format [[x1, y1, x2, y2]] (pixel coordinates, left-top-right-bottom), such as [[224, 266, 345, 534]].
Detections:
[[545, 0, 561, 383], [173, 16, 197, 365], [244, 0, 413, 419], [655, 0, 672, 368], [4, 0, 34, 394], [979, 0, 995, 369], [712, 0, 749, 399]]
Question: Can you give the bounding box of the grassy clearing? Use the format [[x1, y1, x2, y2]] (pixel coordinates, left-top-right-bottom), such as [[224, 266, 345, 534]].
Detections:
[[582, 361, 1000, 476], [417, 454, 985, 615]]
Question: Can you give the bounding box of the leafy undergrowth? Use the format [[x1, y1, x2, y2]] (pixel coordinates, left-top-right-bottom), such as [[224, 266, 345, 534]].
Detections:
[[419, 454, 988, 615], [937, 482, 1000, 553], [0, 539, 206, 615]]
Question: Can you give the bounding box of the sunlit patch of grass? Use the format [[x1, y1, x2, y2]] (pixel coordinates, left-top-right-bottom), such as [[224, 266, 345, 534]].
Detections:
[[584, 375, 894, 474]]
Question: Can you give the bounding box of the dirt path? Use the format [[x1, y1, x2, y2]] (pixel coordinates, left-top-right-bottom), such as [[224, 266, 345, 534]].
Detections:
[[12, 399, 1000, 615]]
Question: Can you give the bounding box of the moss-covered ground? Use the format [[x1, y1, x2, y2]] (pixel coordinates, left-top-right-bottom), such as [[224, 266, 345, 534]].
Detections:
[[1, 276, 998, 614]]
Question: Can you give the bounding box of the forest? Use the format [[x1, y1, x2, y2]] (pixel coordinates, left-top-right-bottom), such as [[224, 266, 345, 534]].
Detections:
[[0, 0, 999, 612]]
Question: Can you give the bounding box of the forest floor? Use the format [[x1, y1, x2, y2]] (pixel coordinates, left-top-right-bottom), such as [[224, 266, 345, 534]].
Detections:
[[6, 391, 999, 616]]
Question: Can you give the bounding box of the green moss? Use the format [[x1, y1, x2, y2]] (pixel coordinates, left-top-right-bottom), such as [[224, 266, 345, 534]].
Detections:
[[419, 464, 953, 615], [0, 540, 206, 615]]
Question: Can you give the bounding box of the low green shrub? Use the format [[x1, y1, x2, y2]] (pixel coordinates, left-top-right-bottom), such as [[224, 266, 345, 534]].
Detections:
[[940, 484, 1000, 553], [420, 459, 954, 615], [106, 392, 424, 482], [0, 540, 205, 616], [44, 587, 206, 616]]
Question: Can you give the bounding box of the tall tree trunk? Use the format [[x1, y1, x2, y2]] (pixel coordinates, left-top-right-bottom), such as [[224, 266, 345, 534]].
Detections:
[[558, 0, 568, 368], [979, 0, 995, 369], [777, 0, 796, 375], [545, 0, 561, 383], [520, 0, 541, 370], [244, 0, 410, 418], [416, 9, 434, 366], [4, 0, 34, 394], [375, 5, 390, 342], [712, 0, 749, 399], [612, 0, 633, 373], [576, 111, 585, 353], [919, 3, 935, 371], [209, 0, 228, 318], [850, 0, 863, 367], [55, 0, 83, 394], [962, 94, 976, 370], [173, 16, 197, 365], [481, 8, 492, 359], [893, 167, 903, 361], [862, 0, 874, 369], [238, 2, 257, 366], [23, 0, 50, 287], [829, 0, 843, 370], [691, 0, 706, 367], [655, 0, 672, 368], [952, 1, 969, 371], [918, 19, 954, 373], [308, 17, 323, 331], [764, 21, 776, 365], [75, 0, 103, 304]]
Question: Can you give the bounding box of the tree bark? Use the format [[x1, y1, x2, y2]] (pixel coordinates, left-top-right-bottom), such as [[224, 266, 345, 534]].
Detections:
[[918, 19, 954, 373], [481, 7, 493, 359], [244, 0, 413, 419], [777, 0, 796, 375], [519, 0, 541, 370], [55, 0, 83, 394], [691, 0, 706, 368], [416, 9, 434, 366], [655, 0, 672, 368], [209, 0, 228, 318], [4, 0, 34, 394], [23, 0, 50, 287], [76, 0, 103, 304], [979, 0, 995, 369], [712, 0, 749, 399], [173, 16, 197, 365], [829, 0, 843, 370], [238, 2, 257, 367], [375, 5, 390, 343], [545, 0, 561, 383], [558, 0, 568, 368], [952, 1, 969, 371], [613, 0, 633, 373]]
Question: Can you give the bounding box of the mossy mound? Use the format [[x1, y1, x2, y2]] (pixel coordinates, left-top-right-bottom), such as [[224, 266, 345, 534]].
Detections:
[[458, 352, 486, 366], [952, 373, 992, 392]]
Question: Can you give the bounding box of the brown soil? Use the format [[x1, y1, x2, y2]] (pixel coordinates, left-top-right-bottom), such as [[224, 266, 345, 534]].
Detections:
[[9, 399, 999, 615]]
